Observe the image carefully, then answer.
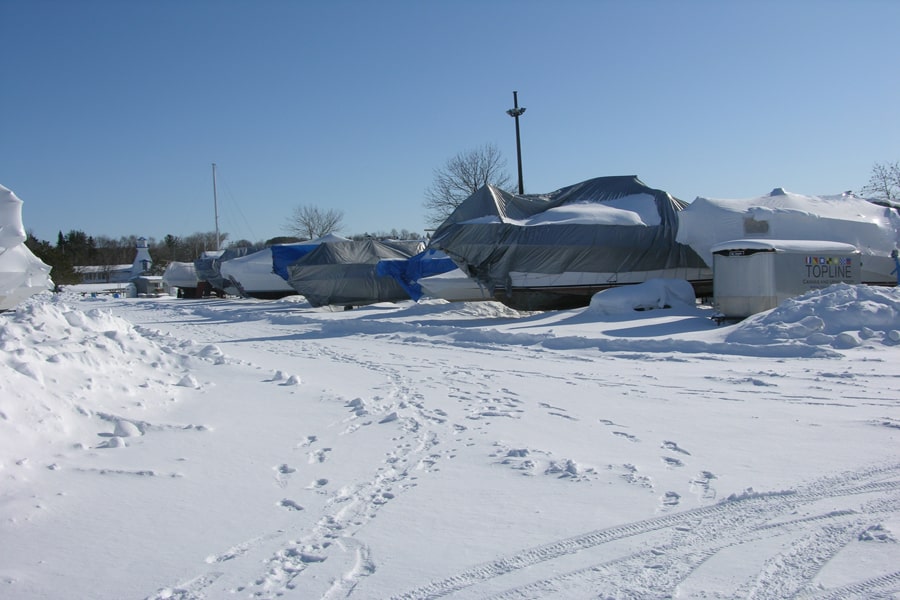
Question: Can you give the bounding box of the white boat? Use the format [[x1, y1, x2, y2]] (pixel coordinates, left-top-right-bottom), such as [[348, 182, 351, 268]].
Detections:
[[161, 261, 200, 296], [220, 247, 297, 299], [418, 269, 493, 302]]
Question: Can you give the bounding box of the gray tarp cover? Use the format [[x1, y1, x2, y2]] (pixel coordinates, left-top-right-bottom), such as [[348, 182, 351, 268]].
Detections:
[[286, 239, 423, 307], [194, 247, 252, 292], [428, 175, 707, 306]]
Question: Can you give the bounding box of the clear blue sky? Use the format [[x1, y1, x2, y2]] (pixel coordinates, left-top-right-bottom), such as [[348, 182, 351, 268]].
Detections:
[[3, 0, 899, 246]]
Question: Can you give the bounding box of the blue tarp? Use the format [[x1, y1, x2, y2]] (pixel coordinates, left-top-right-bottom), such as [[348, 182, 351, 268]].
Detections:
[[271, 234, 348, 281], [271, 244, 319, 281], [376, 248, 458, 301]]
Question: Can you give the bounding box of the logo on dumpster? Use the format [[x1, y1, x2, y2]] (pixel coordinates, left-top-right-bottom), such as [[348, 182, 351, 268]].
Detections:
[[804, 256, 852, 279]]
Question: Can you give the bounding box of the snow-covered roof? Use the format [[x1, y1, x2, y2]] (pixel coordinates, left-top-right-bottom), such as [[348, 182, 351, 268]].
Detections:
[[710, 239, 861, 254]]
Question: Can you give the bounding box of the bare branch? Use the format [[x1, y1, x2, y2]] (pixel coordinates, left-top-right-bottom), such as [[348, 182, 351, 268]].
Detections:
[[423, 143, 512, 228], [284, 205, 345, 239], [860, 161, 900, 202]]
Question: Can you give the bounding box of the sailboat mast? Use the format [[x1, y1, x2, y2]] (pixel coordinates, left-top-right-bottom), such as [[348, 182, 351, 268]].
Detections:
[[212, 162, 221, 251]]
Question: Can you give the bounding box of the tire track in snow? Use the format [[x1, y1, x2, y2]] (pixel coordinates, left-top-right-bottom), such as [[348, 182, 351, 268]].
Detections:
[[797, 570, 900, 599], [479, 505, 868, 599], [743, 521, 866, 599], [392, 465, 900, 599]]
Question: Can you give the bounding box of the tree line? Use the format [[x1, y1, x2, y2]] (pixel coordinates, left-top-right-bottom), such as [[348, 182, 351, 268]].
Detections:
[[24, 231, 241, 284], [25, 227, 427, 285]]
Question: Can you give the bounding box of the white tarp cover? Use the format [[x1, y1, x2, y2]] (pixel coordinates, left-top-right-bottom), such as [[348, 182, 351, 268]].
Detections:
[[0, 184, 52, 310], [676, 188, 900, 284], [220, 247, 296, 299], [161, 261, 199, 289], [428, 175, 709, 310]]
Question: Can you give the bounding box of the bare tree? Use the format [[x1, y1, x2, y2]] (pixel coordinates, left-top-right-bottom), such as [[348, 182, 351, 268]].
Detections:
[[285, 205, 344, 240], [860, 161, 900, 204], [182, 231, 229, 258], [423, 143, 513, 228]]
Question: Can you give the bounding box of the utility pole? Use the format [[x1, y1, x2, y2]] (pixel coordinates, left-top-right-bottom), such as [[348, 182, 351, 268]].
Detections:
[[212, 163, 220, 251], [506, 91, 526, 194]]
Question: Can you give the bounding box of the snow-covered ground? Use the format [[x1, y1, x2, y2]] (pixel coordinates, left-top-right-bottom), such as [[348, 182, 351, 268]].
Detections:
[[2, 283, 899, 599]]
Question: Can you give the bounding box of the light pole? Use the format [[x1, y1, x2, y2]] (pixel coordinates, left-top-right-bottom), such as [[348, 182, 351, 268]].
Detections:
[[211, 163, 221, 251], [506, 90, 526, 194]]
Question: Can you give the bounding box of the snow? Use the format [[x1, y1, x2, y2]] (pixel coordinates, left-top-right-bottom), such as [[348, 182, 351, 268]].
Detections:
[[2, 282, 900, 599], [520, 194, 661, 227], [710, 239, 861, 254], [1, 184, 52, 310], [463, 193, 662, 227]]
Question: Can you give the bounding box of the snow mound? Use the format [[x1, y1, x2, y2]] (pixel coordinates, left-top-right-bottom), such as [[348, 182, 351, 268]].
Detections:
[[727, 284, 900, 347], [588, 279, 697, 314], [0, 300, 201, 460]]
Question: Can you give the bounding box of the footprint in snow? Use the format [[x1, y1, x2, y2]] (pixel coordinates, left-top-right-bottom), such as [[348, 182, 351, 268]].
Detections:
[[307, 448, 332, 464], [296, 435, 317, 448], [691, 470, 718, 500], [661, 491, 681, 508], [279, 499, 304, 511], [662, 440, 691, 455], [274, 463, 296, 487]]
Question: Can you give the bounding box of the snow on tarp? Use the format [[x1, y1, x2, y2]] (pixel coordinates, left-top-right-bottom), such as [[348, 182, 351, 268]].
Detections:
[[428, 175, 711, 311], [286, 239, 424, 308], [1, 184, 52, 310], [676, 188, 900, 284], [375, 247, 459, 301], [270, 233, 348, 281]]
